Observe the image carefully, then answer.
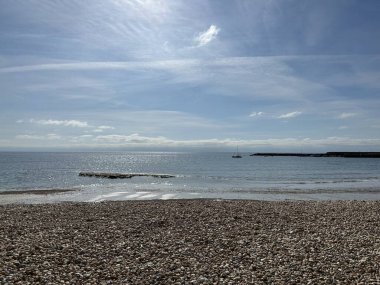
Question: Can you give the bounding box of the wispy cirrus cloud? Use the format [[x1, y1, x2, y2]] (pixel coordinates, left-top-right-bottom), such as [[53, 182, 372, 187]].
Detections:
[[0, 60, 199, 74], [0, 56, 330, 104], [0, 0, 182, 59], [194, 25, 220, 47], [278, 111, 302, 119], [1, 1, 380, 151]]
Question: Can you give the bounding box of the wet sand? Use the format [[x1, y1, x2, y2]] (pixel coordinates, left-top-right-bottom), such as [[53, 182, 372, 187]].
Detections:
[[0, 200, 379, 284]]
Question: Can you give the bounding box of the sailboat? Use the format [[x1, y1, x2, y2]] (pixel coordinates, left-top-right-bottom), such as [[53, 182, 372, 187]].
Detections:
[[232, 146, 242, 158]]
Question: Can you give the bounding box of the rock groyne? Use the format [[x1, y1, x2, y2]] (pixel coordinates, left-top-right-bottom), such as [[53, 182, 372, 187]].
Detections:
[[79, 172, 175, 179]]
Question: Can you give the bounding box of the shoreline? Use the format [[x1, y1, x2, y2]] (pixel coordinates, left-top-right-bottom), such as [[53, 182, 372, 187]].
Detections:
[[1, 187, 380, 205], [1, 200, 379, 284]]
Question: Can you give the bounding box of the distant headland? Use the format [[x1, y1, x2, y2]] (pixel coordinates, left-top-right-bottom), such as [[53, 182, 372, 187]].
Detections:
[[250, 152, 380, 158]]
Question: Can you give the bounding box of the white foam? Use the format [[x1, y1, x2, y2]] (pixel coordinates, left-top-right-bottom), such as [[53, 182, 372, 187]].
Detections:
[[124, 192, 150, 198], [101, 191, 130, 198], [140, 193, 159, 199]]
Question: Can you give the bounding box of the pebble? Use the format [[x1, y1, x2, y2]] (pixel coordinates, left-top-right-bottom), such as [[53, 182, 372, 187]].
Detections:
[[0, 200, 379, 284]]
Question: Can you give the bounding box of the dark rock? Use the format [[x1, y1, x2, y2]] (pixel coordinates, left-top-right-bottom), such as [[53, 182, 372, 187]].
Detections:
[[78, 172, 176, 179]]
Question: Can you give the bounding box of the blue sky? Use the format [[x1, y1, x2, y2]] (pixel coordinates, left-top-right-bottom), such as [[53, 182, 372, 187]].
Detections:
[[1, 0, 380, 151]]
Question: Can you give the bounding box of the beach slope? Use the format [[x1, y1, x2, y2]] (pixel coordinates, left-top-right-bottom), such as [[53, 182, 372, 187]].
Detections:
[[1, 200, 379, 284]]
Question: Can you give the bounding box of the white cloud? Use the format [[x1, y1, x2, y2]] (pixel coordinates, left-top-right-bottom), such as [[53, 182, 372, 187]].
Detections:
[[92, 125, 115, 133], [95, 133, 169, 144], [278, 111, 302, 119], [7, 132, 380, 149], [28, 119, 116, 132], [338, 126, 348, 130], [79, 135, 93, 138], [194, 25, 220, 47], [338, 112, 357, 119], [94, 133, 247, 147], [30, 119, 88, 128], [98, 125, 115, 130], [249, 112, 265, 117]]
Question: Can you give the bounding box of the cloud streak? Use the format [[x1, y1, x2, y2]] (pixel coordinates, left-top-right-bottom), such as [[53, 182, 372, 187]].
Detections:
[[278, 111, 302, 119], [0, 59, 204, 74], [249, 112, 265, 117], [338, 112, 357, 119]]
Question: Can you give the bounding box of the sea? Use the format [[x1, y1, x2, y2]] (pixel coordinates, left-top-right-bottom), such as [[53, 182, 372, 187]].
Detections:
[[1, 151, 380, 204]]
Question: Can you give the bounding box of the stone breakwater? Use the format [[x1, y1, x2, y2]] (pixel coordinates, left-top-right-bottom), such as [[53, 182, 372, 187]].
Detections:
[[79, 172, 175, 179], [1, 200, 379, 284], [251, 152, 380, 158]]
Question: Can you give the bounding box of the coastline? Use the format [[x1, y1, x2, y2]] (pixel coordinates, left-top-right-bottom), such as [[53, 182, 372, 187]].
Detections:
[[2, 152, 380, 204], [1, 200, 379, 284]]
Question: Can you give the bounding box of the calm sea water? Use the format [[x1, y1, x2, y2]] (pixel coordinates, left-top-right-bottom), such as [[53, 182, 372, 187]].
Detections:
[[1, 152, 380, 203]]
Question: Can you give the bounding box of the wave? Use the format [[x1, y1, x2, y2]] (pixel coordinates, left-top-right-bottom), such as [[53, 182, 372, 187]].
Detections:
[[280, 177, 380, 185]]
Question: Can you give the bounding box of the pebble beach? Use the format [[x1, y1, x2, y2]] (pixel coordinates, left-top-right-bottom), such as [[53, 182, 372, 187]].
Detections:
[[1, 200, 380, 284]]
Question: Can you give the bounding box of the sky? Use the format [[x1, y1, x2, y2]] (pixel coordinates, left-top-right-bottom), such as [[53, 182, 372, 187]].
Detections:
[[1, 0, 380, 151]]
